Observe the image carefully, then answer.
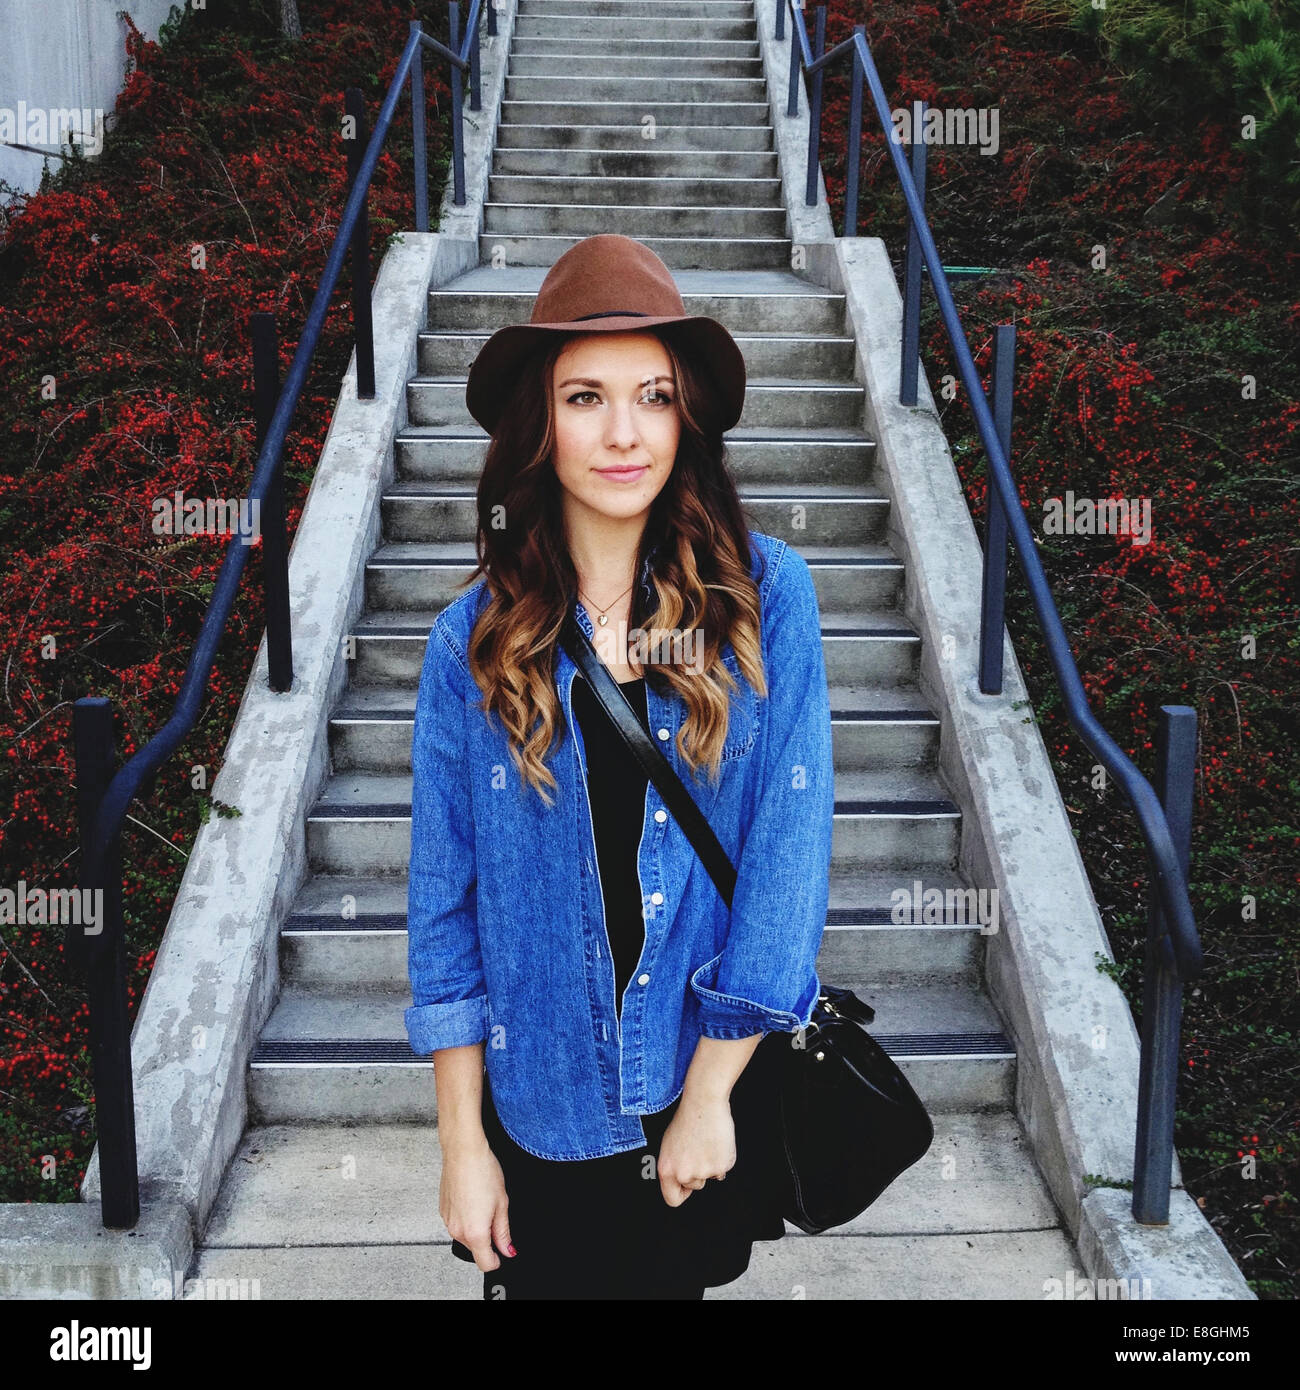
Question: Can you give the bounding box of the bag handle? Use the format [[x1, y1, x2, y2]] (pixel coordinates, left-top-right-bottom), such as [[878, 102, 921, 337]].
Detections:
[[559, 612, 737, 909]]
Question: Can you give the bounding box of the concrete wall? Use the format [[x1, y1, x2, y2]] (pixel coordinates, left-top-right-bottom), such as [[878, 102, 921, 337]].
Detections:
[[0, 0, 181, 196]]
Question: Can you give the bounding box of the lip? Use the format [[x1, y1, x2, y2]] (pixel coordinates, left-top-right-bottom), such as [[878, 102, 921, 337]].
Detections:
[[595, 465, 650, 482]]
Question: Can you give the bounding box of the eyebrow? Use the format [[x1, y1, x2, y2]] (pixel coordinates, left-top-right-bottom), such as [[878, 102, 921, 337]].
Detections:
[[556, 376, 676, 389]]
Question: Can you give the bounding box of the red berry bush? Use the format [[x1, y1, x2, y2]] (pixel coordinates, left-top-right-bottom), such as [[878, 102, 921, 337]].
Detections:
[[815, 0, 1298, 1296], [0, 0, 454, 1204]]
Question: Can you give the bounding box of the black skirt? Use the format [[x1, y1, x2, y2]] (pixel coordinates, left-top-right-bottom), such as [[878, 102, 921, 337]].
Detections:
[[451, 1070, 787, 1300]]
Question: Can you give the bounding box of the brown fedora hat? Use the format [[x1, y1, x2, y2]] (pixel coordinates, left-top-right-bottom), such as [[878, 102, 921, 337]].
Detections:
[[464, 234, 746, 435]]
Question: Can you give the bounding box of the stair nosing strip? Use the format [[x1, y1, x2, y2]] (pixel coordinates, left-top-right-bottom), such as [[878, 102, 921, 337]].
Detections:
[[250, 1032, 1015, 1064], [483, 201, 787, 213], [308, 799, 959, 821], [330, 708, 937, 724], [283, 910, 982, 931]]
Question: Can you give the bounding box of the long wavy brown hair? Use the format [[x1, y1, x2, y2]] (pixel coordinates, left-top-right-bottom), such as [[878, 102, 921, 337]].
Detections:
[[456, 328, 770, 807]]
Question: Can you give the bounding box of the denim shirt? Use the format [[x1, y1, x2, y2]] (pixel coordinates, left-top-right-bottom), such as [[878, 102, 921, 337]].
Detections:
[[404, 529, 834, 1160]]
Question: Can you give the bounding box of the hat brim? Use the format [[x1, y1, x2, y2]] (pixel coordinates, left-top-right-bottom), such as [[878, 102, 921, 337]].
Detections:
[[465, 315, 746, 436]]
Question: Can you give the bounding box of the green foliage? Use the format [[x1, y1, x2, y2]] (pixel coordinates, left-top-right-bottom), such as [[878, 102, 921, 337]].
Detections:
[[1038, 0, 1300, 206], [197, 798, 243, 825], [1083, 1174, 1137, 1190]]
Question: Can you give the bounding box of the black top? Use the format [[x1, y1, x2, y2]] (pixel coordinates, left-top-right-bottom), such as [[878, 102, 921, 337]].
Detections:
[[570, 672, 651, 1018]]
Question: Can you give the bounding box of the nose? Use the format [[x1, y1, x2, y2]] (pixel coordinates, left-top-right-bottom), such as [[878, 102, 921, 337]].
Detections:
[[603, 397, 643, 450]]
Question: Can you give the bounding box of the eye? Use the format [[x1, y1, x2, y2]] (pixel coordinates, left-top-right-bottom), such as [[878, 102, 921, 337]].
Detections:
[[642, 389, 675, 406], [566, 390, 601, 405]]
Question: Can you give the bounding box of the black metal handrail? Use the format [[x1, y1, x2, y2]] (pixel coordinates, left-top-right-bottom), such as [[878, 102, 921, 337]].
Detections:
[[775, 1, 1204, 1224], [69, 3, 495, 1230]]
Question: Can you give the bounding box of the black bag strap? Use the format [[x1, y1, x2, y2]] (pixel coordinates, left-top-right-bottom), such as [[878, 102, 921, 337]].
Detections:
[[560, 612, 878, 1029], [560, 611, 737, 909]]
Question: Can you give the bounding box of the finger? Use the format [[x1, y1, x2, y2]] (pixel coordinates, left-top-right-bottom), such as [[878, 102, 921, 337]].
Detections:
[[469, 1234, 501, 1272], [493, 1205, 515, 1259], [660, 1176, 690, 1207]]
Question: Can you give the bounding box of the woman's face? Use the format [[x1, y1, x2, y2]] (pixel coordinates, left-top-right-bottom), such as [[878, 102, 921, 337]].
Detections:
[[550, 331, 680, 528]]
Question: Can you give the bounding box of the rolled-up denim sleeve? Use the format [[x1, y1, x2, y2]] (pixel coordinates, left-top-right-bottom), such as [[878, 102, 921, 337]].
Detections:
[[404, 620, 488, 1054], [690, 546, 833, 1040]]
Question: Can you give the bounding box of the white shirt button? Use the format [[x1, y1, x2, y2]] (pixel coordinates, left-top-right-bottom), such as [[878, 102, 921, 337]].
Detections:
[[654, 809, 667, 823], [650, 891, 664, 905], [657, 728, 670, 741], [637, 973, 650, 985]]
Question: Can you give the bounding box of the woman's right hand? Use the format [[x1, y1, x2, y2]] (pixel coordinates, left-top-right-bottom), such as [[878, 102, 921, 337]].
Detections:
[[440, 1136, 515, 1271]]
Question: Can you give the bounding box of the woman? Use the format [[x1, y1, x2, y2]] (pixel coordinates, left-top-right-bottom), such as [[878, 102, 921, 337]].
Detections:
[[405, 235, 835, 1300]]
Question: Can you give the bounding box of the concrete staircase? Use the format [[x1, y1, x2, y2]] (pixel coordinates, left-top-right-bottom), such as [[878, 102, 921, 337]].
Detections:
[[189, 0, 1085, 1297]]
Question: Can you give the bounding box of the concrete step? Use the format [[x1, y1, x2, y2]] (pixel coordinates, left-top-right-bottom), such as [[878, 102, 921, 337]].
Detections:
[[486, 173, 784, 208], [329, 676, 938, 774], [393, 425, 875, 485], [184, 1225, 1082, 1299], [509, 54, 764, 77], [378, 482, 888, 545], [429, 267, 847, 333], [492, 146, 779, 177], [496, 122, 775, 151], [248, 977, 1012, 1123], [347, 605, 919, 686], [515, 17, 758, 41], [283, 866, 992, 993], [519, 0, 758, 16], [189, 1105, 1077, 1297], [481, 200, 785, 237], [511, 37, 761, 60], [304, 764, 958, 877], [478, 232, 792, 270], [363, 538, 904, 613], [418, 325, 854, 378], [196, 1108, 1060, 1262], [505, 75, 770, 103], [500, 100, 770, 128], [407, 377, 863, 430]]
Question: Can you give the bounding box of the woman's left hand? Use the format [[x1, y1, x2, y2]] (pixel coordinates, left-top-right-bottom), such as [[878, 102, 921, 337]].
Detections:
[[656, 1092, 735, 1206]]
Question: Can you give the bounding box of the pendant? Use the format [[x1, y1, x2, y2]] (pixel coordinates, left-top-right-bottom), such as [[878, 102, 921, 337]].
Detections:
[[598, 614, 608, 626]]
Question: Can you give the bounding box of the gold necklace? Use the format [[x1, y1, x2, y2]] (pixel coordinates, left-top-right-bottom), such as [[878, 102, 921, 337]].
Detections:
[[577, 577, 635, 627]]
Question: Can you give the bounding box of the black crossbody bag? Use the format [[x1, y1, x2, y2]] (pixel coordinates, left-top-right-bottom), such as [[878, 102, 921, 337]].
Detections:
[[561, 614, 934, 1234]]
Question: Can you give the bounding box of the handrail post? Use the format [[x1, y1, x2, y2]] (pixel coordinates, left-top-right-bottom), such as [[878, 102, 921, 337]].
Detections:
[[804, 7, 826, 207], [843, 27, 865, 237], [344, 87, 376, 400], [899, 100, 927, 407], [776, 0, 785, 43], [252, 313, 292, 692], [1132, 705, 1197, 1223], [410, 21, 429, 233], [469, 0, 483, 112], [979, 323, 1015, 694], [71, 698, 139, 1229], [786, 4, 801, 115], [449, 2, 466, 205], [487, 0, 496, 37]]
